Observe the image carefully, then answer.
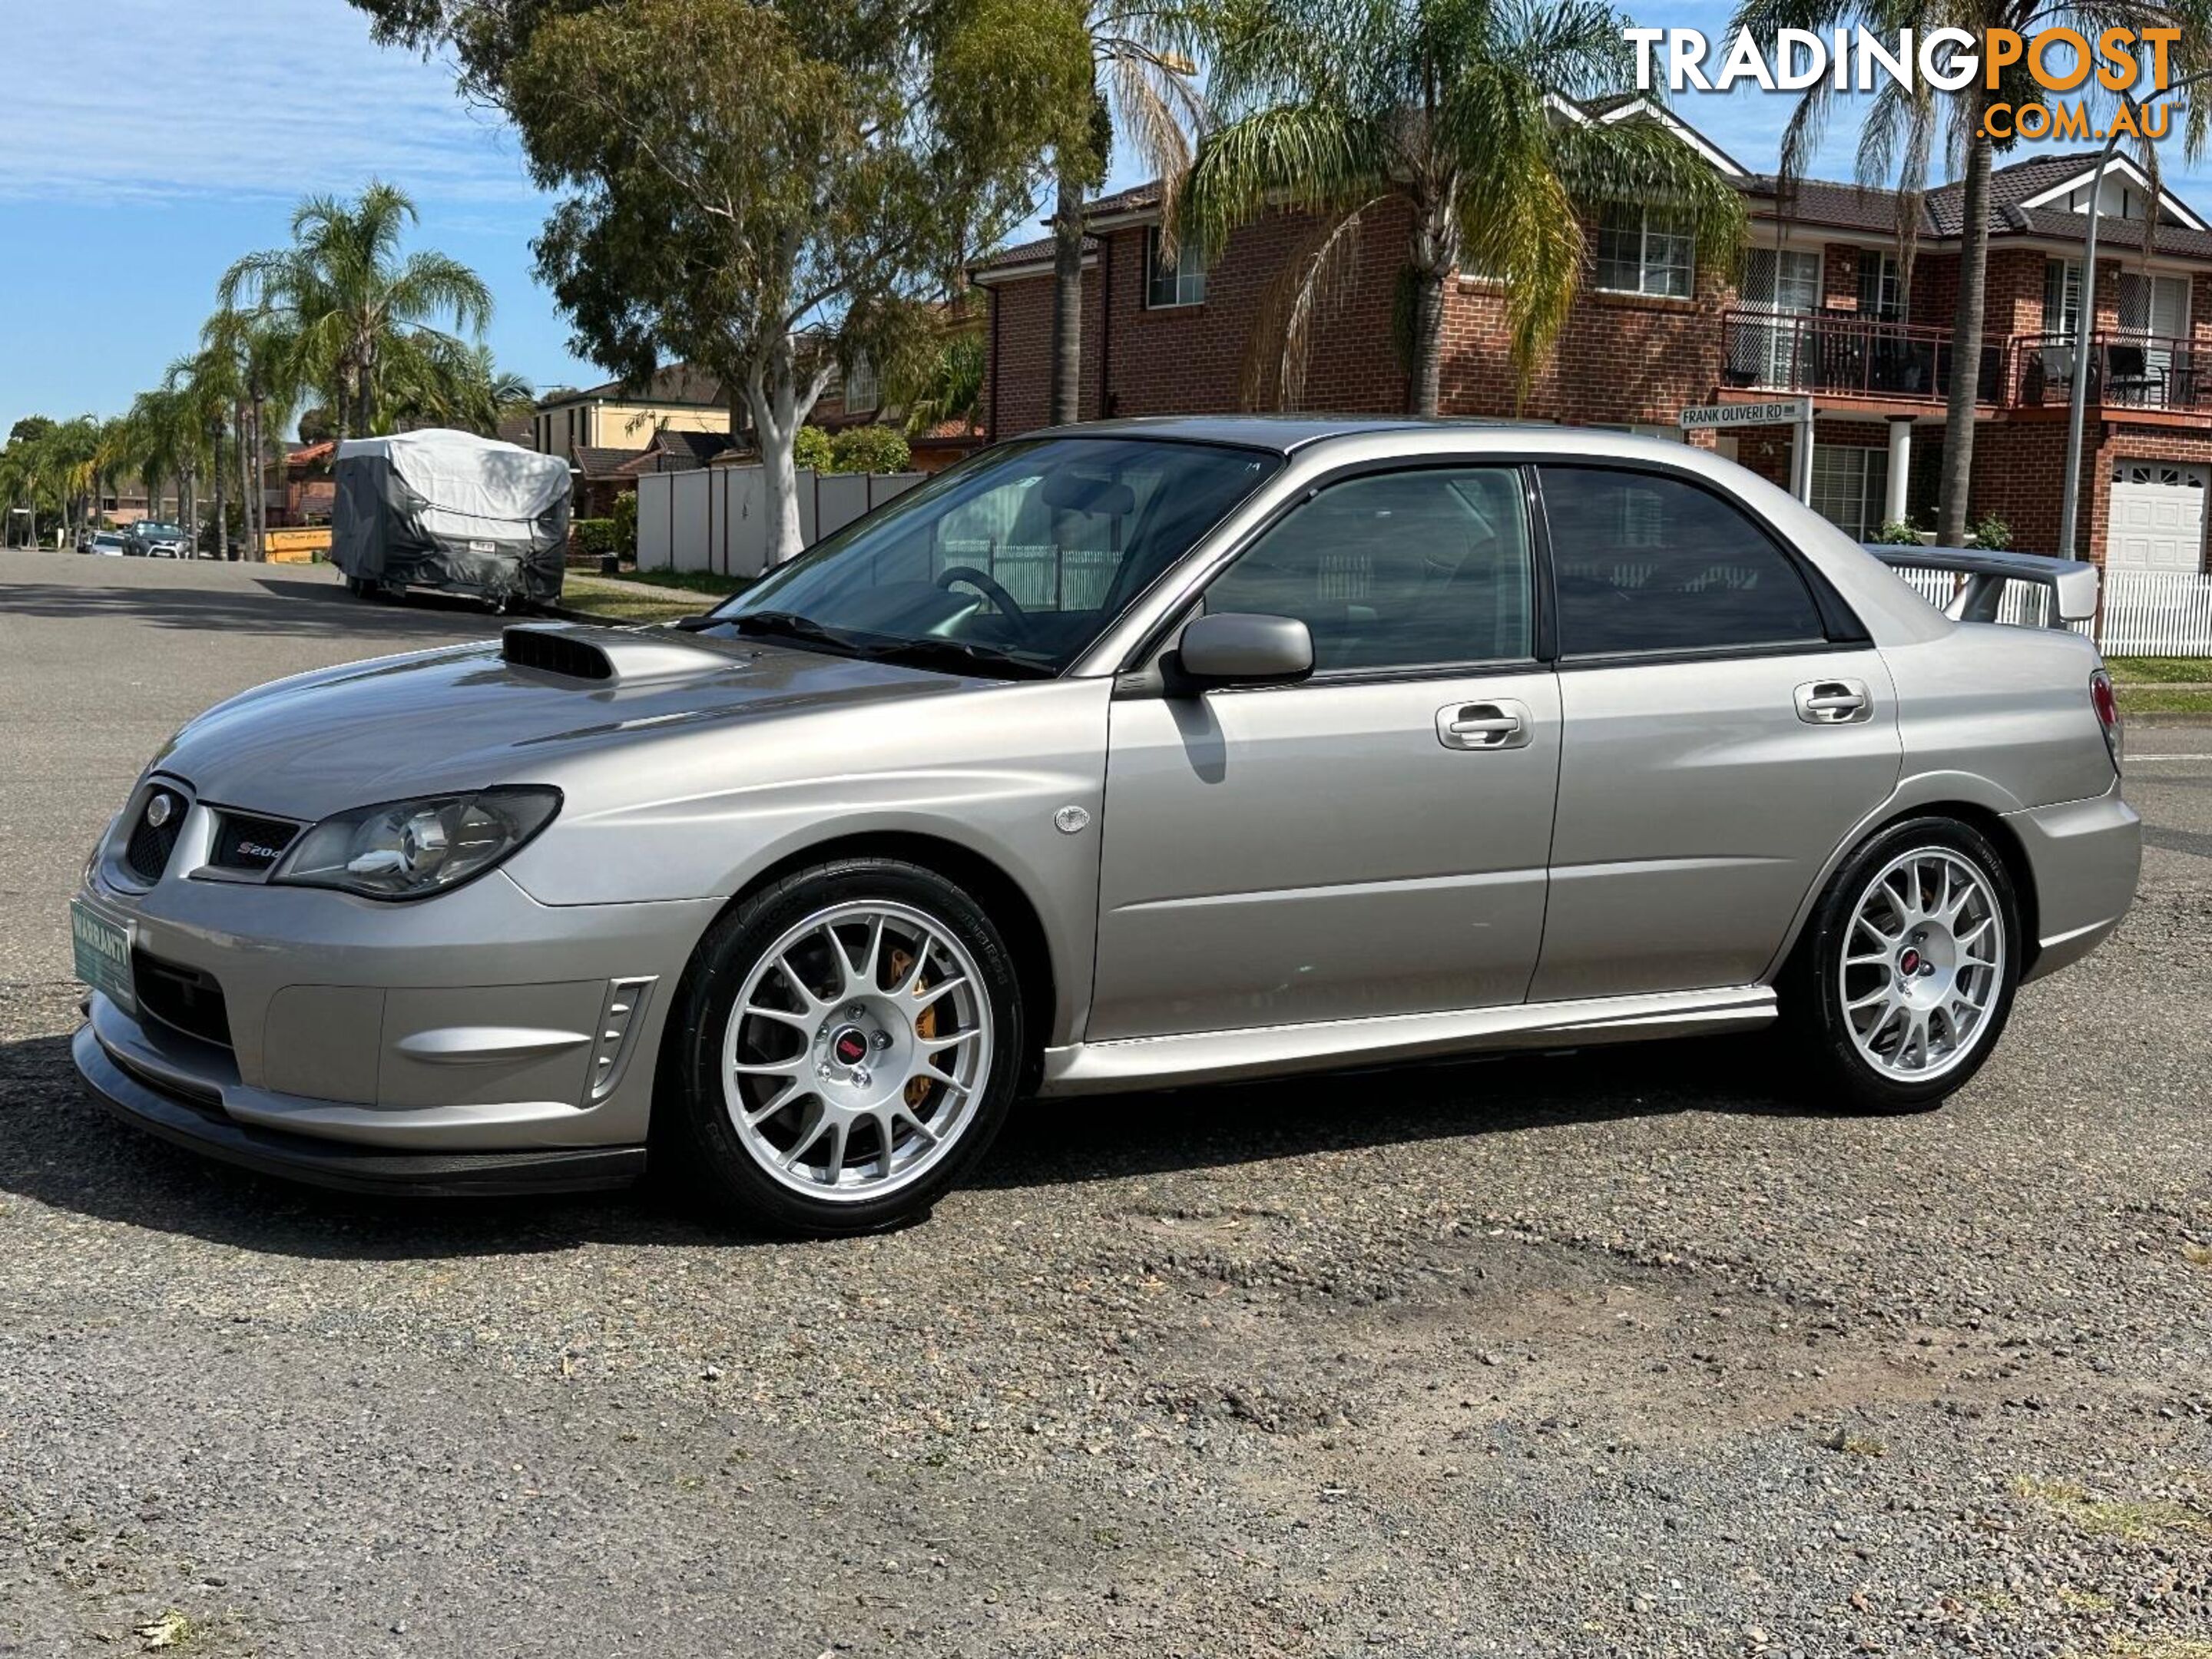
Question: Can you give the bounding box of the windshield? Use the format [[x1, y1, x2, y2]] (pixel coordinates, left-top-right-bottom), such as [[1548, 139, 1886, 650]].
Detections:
[[704, 438, 1280, 676]]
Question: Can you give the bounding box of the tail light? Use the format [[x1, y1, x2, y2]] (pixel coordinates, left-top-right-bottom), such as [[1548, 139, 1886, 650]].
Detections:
[[2090, 667, 2123, 773]]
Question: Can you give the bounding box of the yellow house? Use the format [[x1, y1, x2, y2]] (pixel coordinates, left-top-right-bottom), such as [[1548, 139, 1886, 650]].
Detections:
[[528, 365, 730, 457]]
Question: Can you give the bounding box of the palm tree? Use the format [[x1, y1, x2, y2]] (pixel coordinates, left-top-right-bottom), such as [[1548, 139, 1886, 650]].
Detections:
[[1732, 0, 2211, 545], [1046, 2, 1210, 425], [198, 307, 303, 560], [118, 386, 197, 540], [218, 180, 493, 443], [1183, 0, 1746, 416], [896, 326, 988, 435], [379, 338, 535, 435]]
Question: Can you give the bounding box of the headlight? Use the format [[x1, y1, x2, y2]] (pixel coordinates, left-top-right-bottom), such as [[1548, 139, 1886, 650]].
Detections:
[[273, 786, 561, 900]]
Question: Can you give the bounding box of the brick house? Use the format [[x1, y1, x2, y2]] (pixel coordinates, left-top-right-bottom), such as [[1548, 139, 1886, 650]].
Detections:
[[973, 99, 2212, 571]]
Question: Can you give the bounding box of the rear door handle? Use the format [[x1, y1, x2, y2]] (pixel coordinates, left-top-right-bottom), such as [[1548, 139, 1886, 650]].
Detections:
[[1794, 678, 1873, 724], [1436, 699, 1532, 750]]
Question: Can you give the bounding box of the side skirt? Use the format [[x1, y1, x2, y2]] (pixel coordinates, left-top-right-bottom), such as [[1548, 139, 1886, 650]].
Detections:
[[1037, 984, 1777, 1096]]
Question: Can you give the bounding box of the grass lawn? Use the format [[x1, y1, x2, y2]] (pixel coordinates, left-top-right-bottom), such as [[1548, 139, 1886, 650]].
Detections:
[[618, 568, 753, 598], [2106, 654, 2212, 684], [2119, 684, 2212, 715], [557, 574, 727, 626], [2104, 657, 2212, 715]]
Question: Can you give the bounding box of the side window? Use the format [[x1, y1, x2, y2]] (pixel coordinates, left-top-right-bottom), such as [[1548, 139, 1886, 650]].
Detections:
[[1204, 469, 1534, 672], [1539, 466, 1826, 656]]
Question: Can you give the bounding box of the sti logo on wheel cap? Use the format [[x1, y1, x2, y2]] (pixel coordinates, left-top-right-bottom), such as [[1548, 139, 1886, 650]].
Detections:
[[831, 1027, 869, 1066], [1899, 948, 1922, 974]]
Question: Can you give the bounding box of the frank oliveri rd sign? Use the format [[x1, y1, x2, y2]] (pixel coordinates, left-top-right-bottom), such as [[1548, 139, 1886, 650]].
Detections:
[[1677, 398, 1812, 429]]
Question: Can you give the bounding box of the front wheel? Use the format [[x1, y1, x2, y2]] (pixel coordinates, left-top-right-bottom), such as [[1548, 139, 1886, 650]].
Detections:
[[1781, 817, 2021, 1113], [661, 859, 1025, 1236]]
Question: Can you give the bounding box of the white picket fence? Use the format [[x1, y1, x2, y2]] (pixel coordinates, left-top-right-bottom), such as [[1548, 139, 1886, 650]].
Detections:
[[635, 465, 923, 578], [1896, 565, 2212, 656]]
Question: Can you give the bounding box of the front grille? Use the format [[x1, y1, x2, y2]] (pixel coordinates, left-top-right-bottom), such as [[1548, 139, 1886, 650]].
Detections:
[[132, 950, 233, 1051], [210, 811, 300, 874], [124, 786, 188, 883]]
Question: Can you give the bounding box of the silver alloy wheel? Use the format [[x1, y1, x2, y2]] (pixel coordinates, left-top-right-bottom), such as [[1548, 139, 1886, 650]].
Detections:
[[720, 900, 993, 1201], [1838, 846, 2005, 1081]]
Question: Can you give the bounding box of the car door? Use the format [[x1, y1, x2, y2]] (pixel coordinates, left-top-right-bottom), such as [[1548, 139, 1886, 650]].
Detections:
[[1087, 465, 1560, 1041], [1528, 462, 1902, 1002]]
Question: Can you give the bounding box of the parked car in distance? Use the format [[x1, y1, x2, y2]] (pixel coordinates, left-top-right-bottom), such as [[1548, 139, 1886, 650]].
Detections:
[[71, 419, 2139, 1236], [86, 532, 129, 557], [125, 522, 192, 558]]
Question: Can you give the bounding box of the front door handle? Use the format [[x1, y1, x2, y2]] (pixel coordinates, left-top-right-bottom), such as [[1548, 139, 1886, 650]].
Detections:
[[1794, 678, 1873, 724], [1436, 699, 1532, 750]]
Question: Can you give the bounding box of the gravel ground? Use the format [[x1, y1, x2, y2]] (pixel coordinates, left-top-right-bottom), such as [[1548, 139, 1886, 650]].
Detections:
[[1, 550, 2207, 1658]]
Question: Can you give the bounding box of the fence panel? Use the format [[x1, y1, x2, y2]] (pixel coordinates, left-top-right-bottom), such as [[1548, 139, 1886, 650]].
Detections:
[[2098, 569, 2212, 656]]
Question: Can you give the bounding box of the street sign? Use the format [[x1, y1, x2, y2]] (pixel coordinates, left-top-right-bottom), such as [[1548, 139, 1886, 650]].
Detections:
[[1677, 398, 1812, 430]]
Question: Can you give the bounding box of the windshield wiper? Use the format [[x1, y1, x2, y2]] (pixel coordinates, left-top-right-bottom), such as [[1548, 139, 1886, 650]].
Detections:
[[724, 609, 868, 657], [855, 637, 1057, 680]]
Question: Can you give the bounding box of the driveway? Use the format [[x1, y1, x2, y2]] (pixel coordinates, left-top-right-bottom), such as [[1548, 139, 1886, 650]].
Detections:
[[1, 550, 2207, 1657]]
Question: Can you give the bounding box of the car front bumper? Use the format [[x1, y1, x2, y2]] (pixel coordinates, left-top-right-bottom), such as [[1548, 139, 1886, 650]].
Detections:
[[71, 860, 721, 1184]]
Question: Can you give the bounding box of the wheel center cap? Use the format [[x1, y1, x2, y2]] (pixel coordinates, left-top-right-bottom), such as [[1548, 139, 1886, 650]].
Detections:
[[830, 1026, 869, 1067], [1898, 948, 1922, 975]]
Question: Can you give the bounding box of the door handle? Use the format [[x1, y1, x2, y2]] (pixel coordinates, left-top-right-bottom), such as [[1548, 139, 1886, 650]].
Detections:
[[1794, 678, 1873, 724], [1436, 699, 1532, 750]]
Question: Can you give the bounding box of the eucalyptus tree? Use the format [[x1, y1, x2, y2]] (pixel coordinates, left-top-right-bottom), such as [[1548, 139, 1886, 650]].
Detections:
[[1183, 0, 1747, 415], [1730, 0, 2212, 544], [218, 181, 493, 443]]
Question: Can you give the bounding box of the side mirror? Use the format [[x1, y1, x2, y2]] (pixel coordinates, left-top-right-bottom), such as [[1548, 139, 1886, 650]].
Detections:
[[1171, 612, 1314, 691]]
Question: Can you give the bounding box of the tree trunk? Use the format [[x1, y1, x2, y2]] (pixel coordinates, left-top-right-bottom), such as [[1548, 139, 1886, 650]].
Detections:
[[1405, 191, 1456, 417], [213, 429, 230, 563], [1408, 267, 1445, 416], [1048, 164, 1088, 427], [250, 397, 267, 560], [747, 336, 830, 568], [1937, 121, 1994, 545]]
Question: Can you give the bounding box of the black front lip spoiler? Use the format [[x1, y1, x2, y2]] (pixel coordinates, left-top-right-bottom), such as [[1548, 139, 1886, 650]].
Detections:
[[73, 1024, 646, 1197]]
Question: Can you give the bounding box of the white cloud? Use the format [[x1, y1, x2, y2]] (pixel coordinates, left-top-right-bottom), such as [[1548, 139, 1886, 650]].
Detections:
[[0, 0, 538, 207]]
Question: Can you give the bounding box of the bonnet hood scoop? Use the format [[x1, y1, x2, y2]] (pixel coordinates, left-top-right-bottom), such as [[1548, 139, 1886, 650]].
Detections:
[[501, 622, 734, 684]]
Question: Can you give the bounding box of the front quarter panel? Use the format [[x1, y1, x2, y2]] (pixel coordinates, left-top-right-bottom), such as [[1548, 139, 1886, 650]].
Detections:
[[498, 677, 1115, 1047]]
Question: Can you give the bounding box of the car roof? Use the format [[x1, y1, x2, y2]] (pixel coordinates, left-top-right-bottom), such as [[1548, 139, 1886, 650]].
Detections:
[[1028, 414, 1548, 454]]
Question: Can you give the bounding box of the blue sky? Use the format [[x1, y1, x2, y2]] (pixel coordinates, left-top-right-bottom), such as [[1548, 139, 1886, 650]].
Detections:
[[2, 0, 2204, 440]]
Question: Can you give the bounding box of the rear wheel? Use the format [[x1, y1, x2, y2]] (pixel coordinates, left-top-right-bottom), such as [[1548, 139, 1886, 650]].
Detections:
[[662, 859, 1024, 1236], [1782, 817, 2020, 1113]]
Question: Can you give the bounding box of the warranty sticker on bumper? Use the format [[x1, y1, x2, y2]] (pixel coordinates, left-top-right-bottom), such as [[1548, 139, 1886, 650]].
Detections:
[[70, 899, 133, 1004]]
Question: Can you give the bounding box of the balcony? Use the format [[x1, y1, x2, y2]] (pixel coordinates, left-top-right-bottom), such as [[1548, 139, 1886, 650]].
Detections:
[[1721, 310, 2006, 406], [2010, 332, 2211, 413]]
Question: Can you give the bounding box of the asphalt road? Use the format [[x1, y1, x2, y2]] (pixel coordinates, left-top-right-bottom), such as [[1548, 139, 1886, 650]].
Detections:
[[1, 548, 2207, 1657]]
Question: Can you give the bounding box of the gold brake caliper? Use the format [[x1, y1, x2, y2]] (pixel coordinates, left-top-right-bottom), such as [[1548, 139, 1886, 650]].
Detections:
[[887, 946, 937, 1109]]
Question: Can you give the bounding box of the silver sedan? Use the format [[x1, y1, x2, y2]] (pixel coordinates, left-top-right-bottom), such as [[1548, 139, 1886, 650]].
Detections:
[[71, 419, 2139, 1233]]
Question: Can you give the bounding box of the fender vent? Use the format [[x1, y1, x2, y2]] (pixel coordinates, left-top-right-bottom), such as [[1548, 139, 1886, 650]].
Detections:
[[503, 627, 613, 681]]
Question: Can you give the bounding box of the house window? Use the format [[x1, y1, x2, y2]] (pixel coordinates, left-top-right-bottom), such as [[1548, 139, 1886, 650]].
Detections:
[[1810, 445, 1891, 539], [1144, 226, 1206, 308], [1856, 253, 1902, 321], [843, 356, 879, 411], [2044, 259, 2082, 336], [1594, 206, 1694, 299]]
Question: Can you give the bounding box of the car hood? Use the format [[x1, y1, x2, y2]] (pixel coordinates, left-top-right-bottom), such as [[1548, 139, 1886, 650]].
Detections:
[[151, 628, 984, 821]]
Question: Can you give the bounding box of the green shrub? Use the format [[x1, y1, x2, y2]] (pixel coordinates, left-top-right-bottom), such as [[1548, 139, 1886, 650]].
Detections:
[[1873, 519, 1923, 545], [573, 517, 619, 556], [793, 426, 833, 472], [611, 491, 637, 558], [1970, 512, 2012, 550], [828, 425, 912, 475]]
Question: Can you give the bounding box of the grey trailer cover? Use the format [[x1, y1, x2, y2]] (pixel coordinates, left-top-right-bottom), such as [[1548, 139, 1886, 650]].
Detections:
[[332, 429, 573, 604]]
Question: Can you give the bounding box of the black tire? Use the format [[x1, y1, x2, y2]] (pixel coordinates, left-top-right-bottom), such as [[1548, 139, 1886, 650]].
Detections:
[[1779, 815, 2022, 1114], [658, 857, 1025, 1237]]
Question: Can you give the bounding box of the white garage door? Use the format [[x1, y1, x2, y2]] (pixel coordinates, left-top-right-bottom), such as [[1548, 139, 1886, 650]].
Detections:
[[2107, 461, 2208, 571]]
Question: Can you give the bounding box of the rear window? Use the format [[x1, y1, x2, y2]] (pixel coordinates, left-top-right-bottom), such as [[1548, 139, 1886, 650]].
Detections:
[[1538, 466, 1825, 656]]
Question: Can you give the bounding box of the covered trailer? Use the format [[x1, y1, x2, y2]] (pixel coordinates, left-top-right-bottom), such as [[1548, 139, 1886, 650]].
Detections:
[[332, 429, 573, 608]]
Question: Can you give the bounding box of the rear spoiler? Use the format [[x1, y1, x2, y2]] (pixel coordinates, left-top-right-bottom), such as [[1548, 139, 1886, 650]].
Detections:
[[1863, 543, 2099, 627]]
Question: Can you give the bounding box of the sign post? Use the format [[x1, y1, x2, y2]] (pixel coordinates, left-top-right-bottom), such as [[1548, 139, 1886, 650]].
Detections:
[[1678, 397, 1815, 507]]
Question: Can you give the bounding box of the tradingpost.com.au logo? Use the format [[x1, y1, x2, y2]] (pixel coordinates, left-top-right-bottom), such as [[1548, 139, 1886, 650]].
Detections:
[[1628, 25, 2184, 141]]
